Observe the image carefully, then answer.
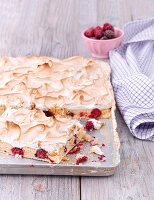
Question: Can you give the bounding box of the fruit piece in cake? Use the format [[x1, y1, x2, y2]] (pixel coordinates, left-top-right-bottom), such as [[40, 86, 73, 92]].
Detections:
[[0, 108, 88, 164], [87, 119, 104, 130], [88, 108, 102, 119], [67, 142, 84, 154], [84, 121, 94, 131], [98, 155, 106, 161], [76, 154, 88, 165]]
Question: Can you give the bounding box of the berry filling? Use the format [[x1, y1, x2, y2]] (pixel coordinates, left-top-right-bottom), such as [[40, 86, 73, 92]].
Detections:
[[76, 155, 88, 165], [98, 155, 106, 161], [68, 142, 84, 154], [43, 110, 53, 117], [84, 121, 94, 131], [88, 108, 101, 119], [66, 111, 74, 117], [11, 147, 24, 156], [79, 112, 86, 117], [74, 134, 78, 144], [35, 149, 48, 159]]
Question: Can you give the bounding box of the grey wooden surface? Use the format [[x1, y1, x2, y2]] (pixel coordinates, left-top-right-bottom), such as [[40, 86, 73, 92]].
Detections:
[[0, 0, 153, 200]]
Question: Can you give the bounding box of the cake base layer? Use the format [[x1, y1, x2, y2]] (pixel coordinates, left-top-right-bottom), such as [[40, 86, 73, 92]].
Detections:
[[0, 129, 90, 164], [48, 107, 111, 119]]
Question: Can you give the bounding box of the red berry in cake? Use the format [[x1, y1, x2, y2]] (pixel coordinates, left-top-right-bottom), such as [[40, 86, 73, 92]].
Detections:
[[98, 155, 104, 160], [11, 147, 24, 157], [43, 110, 53, 117], [66, 111, 74, 117], [98, 155, 106, 161], [94, 26, 104, 39], [68, 142, 84, 154], [79, 112, 86, 117], [102, 23, 114, 31], [84, 121, 94, 131], [73, 133, 78, 144], [88, 108, 102, 119], [76, 155, 88, 165], [104, 30, 115, 39], [84, 27, 95, 38], [35, 149, 48, 159], [64, 147, 67, 153]]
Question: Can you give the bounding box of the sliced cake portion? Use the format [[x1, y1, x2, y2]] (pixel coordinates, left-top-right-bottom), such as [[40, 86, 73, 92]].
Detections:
[[0, 108, 89, 163], [0, 56, 114, 119]]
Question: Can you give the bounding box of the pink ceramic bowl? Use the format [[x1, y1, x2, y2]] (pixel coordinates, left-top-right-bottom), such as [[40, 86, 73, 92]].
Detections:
[[82, 27, 124, 59]]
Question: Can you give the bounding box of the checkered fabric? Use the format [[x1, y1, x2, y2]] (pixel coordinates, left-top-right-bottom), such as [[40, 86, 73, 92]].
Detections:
[[109, 18, 154, 141]]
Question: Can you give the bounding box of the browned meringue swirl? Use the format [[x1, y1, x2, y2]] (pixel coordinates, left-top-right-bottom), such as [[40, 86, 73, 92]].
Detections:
[[0, 108, 82, 152], [0, 56, 114, 110]]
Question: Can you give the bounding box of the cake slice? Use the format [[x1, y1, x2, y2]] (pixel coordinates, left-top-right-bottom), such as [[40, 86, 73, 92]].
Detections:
[[0, 56, 114, 119], [0, 108, 89, 163]]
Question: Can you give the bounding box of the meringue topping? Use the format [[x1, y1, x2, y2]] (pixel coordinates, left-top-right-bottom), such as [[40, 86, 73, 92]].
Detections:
[[0, 108, 83, 152], [0, 56, 114, 110]]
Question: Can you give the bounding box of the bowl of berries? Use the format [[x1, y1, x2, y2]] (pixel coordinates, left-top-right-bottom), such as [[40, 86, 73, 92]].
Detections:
[[82, 23, 124, 59]]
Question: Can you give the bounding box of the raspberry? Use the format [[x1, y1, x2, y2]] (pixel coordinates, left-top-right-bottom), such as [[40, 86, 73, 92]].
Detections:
[[84, 121, 94, 131], [88, 108, 102, 119], [104, 30, 115, 39], [79, 112, 86, 117], [68, 143, 83, 154], [100, 36, 108, 40], [66, 111, 74, 117], [43, 110, 53, 117], [94, 26, 104, 39], [102, 23, 114, 31], [98, 155, 104, 160], [64, 147, 67, 153], [89, 139, 98, 146], [74, 134, 78, 144], [35, 149, 48, 159], [98, 155, 106, 161], [76, 155, 88, 165], [84, 27, 94, 38], [11, 147, 24, 156]]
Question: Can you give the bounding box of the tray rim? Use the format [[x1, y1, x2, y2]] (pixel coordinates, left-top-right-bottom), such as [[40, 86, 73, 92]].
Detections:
[[0, 106, 120, 176]]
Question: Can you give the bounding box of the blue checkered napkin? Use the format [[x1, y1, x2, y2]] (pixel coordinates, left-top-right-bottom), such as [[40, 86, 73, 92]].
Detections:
[[109, 18, 154, 141]]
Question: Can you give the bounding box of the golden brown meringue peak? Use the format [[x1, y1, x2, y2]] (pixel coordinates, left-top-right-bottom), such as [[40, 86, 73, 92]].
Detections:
[[0, 108, 84, 151], [0, 56, 114, 109]]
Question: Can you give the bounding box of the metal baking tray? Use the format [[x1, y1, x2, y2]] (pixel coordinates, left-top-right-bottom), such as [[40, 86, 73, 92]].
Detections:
[[0, 111, 120, 176]]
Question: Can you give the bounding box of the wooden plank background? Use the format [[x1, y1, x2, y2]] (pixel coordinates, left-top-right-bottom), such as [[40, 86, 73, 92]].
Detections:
[[0, 0, 153, 199]]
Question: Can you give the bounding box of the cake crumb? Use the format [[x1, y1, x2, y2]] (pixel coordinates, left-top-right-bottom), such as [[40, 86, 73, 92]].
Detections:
[[15, 154, 22, 158], [90, 146, 103, 155], [76, 153, 88, 165]]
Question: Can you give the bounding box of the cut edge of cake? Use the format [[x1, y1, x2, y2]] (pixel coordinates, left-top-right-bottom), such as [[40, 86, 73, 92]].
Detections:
[[0, 108, 91, 164]]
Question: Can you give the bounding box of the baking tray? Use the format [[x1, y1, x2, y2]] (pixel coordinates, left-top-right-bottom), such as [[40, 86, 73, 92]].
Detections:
[[0, 109, 120, 176]]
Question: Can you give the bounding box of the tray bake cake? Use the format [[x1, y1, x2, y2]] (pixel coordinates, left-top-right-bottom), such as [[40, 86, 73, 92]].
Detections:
[[0, 56, 114, 119], [0, 107, 89, 163], [0, 56, 115, 164]]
